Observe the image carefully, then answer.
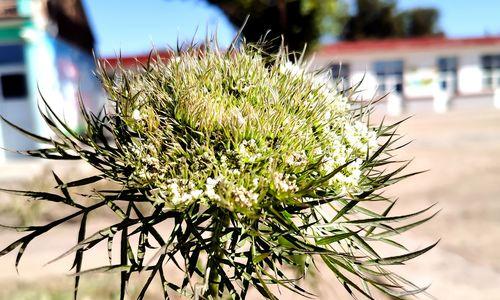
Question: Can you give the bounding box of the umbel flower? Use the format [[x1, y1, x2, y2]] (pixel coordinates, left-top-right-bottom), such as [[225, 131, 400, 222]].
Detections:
[[0, 39, 437, 300]]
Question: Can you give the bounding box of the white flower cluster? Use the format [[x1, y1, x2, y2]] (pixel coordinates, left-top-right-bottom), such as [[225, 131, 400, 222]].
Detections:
[[205, 177, 222, 201], [329, 159, 363, 194], [343, 121, 378, 157], [272, 172, 299, 195], [132, 109, 142, 121], [128, 143, 162, 182], [317, 121, 378, 194], [279, 61, 305, 78], [237, 139, 265, 163], [204, 176, 260, 209], [232, 186, 259, 207], [285, 151, 308, 168], [166, 179, 203, 206]]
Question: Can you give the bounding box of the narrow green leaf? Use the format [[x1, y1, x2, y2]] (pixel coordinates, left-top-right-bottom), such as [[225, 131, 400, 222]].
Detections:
[[71, 213, 88, 300], [365, 199, 397, 237], [364, 240, 439, 266], [253, 252, 271, 264], [345, 203, 437, 225], [0, 116, 54, 144], [321, 255, 375, 300], [65, 175, 105, 188], [316, 231, 358, 246], [371, 211, 440, 238], [330, 200, 358, 222], [71, 264, 131, 276]]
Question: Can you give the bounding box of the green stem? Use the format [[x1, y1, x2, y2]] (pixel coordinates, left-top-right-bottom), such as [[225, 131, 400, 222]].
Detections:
[[206, 210, 230, 299]]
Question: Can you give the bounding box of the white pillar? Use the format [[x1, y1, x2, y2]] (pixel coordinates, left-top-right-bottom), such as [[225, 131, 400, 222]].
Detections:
[[387, 93, 403, 116], [494, 89, 500, 109], [433, 89, 451, 113]]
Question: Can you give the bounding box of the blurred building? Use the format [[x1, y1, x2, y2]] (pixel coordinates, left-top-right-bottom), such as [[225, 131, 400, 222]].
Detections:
[[315, 36, 500, 115], [0, 0, 103, 161]]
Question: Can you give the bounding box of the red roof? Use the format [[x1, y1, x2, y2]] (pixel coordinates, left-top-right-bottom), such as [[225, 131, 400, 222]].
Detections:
[[100, 51, 173, 69], [318, 36, 500, 56], [100, 36, 500, 68]]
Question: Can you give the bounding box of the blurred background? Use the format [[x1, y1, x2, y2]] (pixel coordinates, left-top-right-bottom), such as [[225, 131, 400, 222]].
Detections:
[[0, 0, 499, 299]]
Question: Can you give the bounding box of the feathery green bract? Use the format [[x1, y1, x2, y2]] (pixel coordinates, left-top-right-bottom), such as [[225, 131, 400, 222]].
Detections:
[[0, 39, 437, 300]]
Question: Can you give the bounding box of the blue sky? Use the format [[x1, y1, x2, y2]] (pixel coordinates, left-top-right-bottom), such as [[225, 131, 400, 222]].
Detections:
[[82, 0, 500, 57]]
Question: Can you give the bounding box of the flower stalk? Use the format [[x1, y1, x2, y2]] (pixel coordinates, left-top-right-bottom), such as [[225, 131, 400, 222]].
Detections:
[[205, 210, 231, 299]]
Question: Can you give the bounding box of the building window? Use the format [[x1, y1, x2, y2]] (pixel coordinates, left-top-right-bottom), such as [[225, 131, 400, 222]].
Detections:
[[1, 73, 28, 99], [481, 55, 500, 90], [437, 57, 458, 93], [374, 60, 403, 94], [330, 63, 350, 91]]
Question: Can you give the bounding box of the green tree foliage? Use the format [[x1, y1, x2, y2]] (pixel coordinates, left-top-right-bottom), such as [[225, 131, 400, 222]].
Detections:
[[402, 8, 442, 37], [341, 0, 442, 40], [201, 0, 347, 52]]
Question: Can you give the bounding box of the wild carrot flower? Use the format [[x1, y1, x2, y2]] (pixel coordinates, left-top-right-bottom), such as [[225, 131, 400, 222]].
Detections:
[[0, 39, 437, 300]]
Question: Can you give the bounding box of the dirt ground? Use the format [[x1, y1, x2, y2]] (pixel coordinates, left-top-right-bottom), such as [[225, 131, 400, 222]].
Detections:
[[1, 106, 500, 299], [379, 107, 500, 300]]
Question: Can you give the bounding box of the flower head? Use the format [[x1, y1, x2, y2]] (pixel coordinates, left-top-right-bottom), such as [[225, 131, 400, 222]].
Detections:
[[113, 47, 381, 214]]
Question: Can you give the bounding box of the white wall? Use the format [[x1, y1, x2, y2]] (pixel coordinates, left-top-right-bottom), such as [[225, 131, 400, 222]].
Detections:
[[403, 53, 436, 98], [458, 52, 483, 94]]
